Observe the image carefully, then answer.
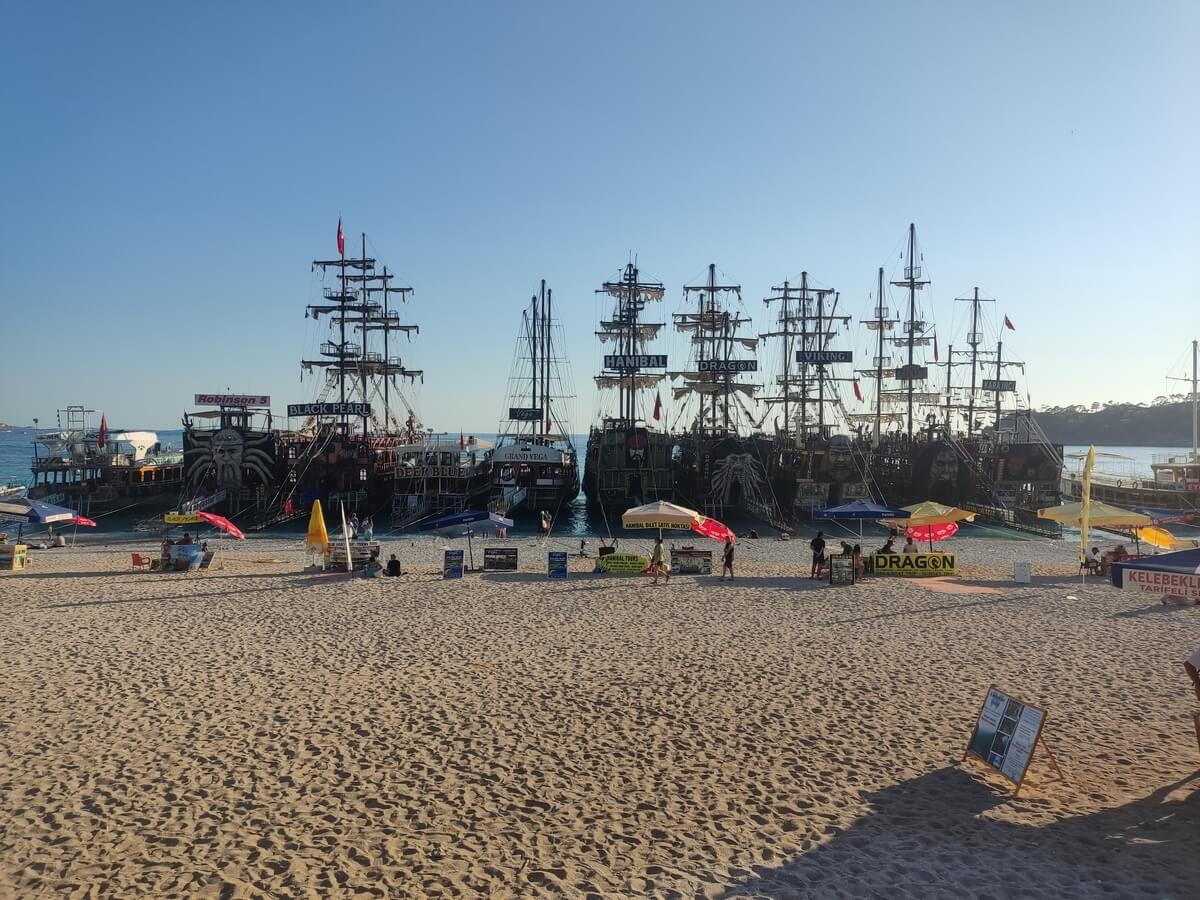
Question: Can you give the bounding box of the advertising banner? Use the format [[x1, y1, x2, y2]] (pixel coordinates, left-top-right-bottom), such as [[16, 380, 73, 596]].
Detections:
[[795, 350, 853, 364], [194, 394, 270, 407], [871, 552, 956, 576], [964, 686, 1047, 789], [598, 552, 649, 574], [483, 548, 518, 571], [670, 548, 712, 575], [548, 551, 568, 579], [697, 359, 758, 373], [286, 402, 372, 418], [443, 549, 464, 579], [603, 354, 667, 370]]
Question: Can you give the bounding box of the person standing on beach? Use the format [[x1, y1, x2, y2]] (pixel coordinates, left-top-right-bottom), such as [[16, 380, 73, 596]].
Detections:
[[721, 535, 734, 580], [650, 536, 669, 584], [349, 514, 360, 540], [810, 531, 826, 579], [363, 516, 374, 541]]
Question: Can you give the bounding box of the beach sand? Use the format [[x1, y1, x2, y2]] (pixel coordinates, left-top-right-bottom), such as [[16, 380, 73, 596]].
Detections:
[[1, 534, 1197, 897]]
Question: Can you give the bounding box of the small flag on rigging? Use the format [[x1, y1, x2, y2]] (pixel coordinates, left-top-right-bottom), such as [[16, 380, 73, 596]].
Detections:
[[459, 431, 466, 450], [653, 390, 663, 422], [933, 333, 939, 361], [98, 414, 108, 449], [1004, 315, 1015, 331], [337, 217, 345, 256], [853, 379, 863, 402]]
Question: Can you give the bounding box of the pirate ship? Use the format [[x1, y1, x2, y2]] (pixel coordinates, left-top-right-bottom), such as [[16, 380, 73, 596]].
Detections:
[[582, 261, 677, 511], [668, 264, 772, 519], [757, 271, 868, 521], [490, 280, 579, 518], [855, 224, 1063, 533]]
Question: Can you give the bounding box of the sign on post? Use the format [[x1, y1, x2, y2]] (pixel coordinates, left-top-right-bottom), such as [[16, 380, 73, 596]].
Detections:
[[483, 548, 518, 572], [508, 407, 543, 421], [982, 379, 1017, 393], [443, 549, 464, 579], [670, 548, 713, 575], [548, 551, 568, 579], [894, 364, 929, 381], [830, 556, 855, 586], [603, 354, 667, 370], [598, 552, 649, 574], [697, 359, 758, 373], [871, 552, 955, 576], [287, 402, 372, 418], [963, 686, 1059, 794], [795, 350, 853, 364]]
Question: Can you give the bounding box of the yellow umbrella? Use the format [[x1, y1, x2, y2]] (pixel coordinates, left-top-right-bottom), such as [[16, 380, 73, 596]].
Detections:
[[1133, 526, 1199, 552], [306, 499, 329, 553], [1036, 500, 1151, 528], [881, 500, 976, 529], [621, 500, 700, 530]]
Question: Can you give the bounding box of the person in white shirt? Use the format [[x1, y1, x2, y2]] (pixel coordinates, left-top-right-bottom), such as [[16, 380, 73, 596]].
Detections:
[[902, 537, 918, 554]]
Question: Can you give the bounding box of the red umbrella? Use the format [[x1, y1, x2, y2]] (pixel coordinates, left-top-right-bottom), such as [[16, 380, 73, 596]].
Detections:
[[906, 521, 959, 547], [70, 514, 97, 527], [693, 515, 735, 543], [196, 511, 245, 540]]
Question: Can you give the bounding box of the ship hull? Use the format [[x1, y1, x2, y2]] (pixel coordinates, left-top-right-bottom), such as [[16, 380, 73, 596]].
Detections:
[[582, 424, 677, 509]]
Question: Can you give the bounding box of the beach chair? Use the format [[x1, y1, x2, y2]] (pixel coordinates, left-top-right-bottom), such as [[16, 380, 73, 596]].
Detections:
[[131, 553, 153, 571]]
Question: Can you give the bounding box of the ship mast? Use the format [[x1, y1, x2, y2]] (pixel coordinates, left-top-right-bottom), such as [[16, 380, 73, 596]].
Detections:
[[595, 263, 666, 426], [307, 230, 422, 435], [856, 267, 899, 445], [890, 224, 931, 439], [761, 281, 801, 441], [676, 264, 752, 434]]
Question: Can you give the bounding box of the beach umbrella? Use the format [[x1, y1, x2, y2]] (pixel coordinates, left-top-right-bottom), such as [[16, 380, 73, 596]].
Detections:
[[306, 500, 329, 564], [621, 500, 700, 530], [195, 511, 245, 540], [882, 501, 975, 549], [1036, 500, 1151, 528], [418, 510, 491, 571], [693, 514, 735, 543], [70, 514, 97, 527], [815, 499, 910, 536], [905, 521, 959, 544], [0, 497, 79, 525], [1133, 526, 1198, 552]]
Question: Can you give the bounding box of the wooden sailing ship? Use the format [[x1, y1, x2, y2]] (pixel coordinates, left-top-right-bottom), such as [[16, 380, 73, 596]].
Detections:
[[490, 280, 580, 518], [582, 262, 676, 510]]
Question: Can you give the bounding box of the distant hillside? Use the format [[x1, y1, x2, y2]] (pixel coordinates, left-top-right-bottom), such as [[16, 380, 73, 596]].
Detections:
[[1031, 399, 1195, 446]]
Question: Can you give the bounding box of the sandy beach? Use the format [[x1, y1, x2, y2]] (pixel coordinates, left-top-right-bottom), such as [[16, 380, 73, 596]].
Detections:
[[1, 533, 1197, 898]]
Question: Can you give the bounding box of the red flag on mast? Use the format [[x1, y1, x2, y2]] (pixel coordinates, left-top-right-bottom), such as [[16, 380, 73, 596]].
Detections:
[[933, 333, 939, 361], [653, 391, 663, 422], [853, 379, 864, 402], [337, 217, 345, 256], [97, 414, 108, 449], [1004, 315, 1015, 331], [459, 431, 466, 451]]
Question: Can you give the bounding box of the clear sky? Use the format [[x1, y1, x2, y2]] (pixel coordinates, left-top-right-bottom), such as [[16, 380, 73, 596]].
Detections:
[[2, 1, 1196, 432]]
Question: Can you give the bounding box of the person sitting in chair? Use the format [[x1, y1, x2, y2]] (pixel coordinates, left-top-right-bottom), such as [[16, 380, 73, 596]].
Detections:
[[1083, 546, 1101, 574]]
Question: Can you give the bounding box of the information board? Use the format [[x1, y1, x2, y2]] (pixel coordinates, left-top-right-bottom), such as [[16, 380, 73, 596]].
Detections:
[[871, 552, 955, 576], [670, 548, 712, 575], [483, 548, 518, 571], [548, 551, 568, 579], [830, 555, 855, 585], [598, 552, 649, 574], [443, 549, 464, 579], [964, 686, 1048, 790]]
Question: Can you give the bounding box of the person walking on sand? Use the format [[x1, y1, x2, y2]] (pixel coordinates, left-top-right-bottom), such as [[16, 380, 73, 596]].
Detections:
[[650, 536, 669, 584], [809, 531, 826, 579], [721, 535, 735, 580]]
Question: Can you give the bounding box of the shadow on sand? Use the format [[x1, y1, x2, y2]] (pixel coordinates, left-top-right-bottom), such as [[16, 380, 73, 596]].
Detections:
[[713, 766, 1200, 898]]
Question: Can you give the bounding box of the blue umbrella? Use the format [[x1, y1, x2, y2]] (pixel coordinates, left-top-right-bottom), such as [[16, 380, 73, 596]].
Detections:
[[814, 499, 911, 537], [417, 510, 505, 572], [0, 497, 79, 544]]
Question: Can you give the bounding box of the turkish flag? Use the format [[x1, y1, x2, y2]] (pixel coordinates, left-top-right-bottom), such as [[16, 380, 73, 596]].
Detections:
[[1004, 315, 1015, 331], [653, 391, 663, 422], [459, 431, 466, 450], [337, 217, 345, 256], [853, 379, 863, 402], [97, 414, 108, 449]]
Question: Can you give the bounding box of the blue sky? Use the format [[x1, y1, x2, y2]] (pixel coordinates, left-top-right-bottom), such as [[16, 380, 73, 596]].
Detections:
[[2, 1, 1196, 432]]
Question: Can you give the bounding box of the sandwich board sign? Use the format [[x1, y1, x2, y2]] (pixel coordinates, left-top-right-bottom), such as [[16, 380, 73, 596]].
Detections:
[[443, 549, 464, 579], [829, 555, 855, 586], [547, 551, 568, 579], [483, 548, 518, 571], [670, 548, 712, 575], [963, 686, 1063, 794]]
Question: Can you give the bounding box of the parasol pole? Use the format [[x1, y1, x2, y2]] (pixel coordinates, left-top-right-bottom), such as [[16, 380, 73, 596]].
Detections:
[[339, 502, 352, 574]]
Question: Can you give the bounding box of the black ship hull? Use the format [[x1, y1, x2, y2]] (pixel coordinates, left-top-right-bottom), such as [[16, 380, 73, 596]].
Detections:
[[582, 424, 677, 509]]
